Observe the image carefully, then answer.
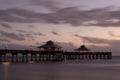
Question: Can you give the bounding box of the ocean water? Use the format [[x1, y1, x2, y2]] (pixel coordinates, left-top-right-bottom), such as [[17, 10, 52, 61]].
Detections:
[[0, 56, 120, 80]]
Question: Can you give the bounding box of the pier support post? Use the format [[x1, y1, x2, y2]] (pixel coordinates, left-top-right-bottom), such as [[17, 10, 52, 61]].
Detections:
[[107, 53, 112, 59], [48, 55, 50, 61], [100, 54, 102, 59], [16, 55, 18, 62], [39, 54, 41, 61], [11, 55, 14, 62], [103, 54, 105, 59], [42, 55, 44, 61], [96, 54, 98, 59], [30, 54, 33, 61], [35, 54, 37, 61], [109, 53, 112, 59], [46, 55, 48, 61], [85, 54, 88, 60], [11, 53, 18, 62], [0, 55, 1, 62], [25, 55, 28, 62], [22, 55, 24, 62], [3, 54, 6, 62], [92, 54, 95, 60], [89, 54, 91, 60], [41, 54, 43, 61]]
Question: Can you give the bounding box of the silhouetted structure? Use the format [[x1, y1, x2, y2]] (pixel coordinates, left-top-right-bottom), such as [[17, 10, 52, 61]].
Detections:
[[38, 40, 62, 51], [0, 40, 112, 63], [75, 45, 90, 52]]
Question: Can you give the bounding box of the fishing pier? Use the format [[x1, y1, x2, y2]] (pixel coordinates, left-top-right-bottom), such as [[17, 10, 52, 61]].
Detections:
[[0, 40, 112, 63]]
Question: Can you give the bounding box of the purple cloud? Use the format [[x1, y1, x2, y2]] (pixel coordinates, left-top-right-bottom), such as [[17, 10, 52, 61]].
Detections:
[[51, 31, 60, 36], [0, 22, 12, 28], [29, 0, 60, 11], [74, 34, 109, 44], [0, 38, 10, 43], [0, 30, 25, 40], [108, 31, 120, 37], [0, 6, 120, 27]]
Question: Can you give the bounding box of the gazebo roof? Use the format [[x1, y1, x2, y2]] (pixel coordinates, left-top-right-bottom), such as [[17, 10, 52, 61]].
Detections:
[[37, 40, 62, 48], [75, 45, 89, 51]]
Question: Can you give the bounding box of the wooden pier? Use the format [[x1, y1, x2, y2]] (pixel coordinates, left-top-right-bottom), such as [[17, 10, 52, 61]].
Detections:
[[0, 49, 112, 63]]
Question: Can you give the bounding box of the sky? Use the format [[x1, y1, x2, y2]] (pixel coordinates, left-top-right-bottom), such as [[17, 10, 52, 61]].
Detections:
[[0, 0, 120, 55]]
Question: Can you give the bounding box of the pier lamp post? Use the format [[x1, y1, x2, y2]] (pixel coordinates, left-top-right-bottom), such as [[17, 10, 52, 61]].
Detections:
[[4, 43, 7, 50], [29, 45, 32, 51]]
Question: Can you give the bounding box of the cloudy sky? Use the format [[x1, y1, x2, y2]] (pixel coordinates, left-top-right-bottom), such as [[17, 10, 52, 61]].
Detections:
[[0, 0, 120, 55]]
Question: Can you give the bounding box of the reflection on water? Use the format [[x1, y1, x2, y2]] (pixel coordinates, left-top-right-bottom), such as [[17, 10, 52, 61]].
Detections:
[[28, 61, 34, 64], [2, 62, 11, 65], [0, 58, 120, 80], [3, 62, 10, 80]]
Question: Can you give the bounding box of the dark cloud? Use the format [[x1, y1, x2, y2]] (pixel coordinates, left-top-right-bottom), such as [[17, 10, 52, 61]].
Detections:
[[108, 31, 120, 37], [0, 38, 10, 42], [28, 25, 36, 28], [0, 8, 37, 23], [73, 34, 81, 38], [29, 0, 60, 11], [87, 20, 120, 27], [17, 30, 27, 33], [25, 33, 33, 38], [51, 31, 60, 36], [24, 33, 36, 41], [0, 30, 25, 40], [74, 34, 108, 44], [0, 29, 42, 42], [0, 7, 120, 27], [0, 22, 12, 28], [80, 36, 108, 44], [0, 29, 44, 42], [0, 7, 80, 24], [16, 29, 45, 40], [33, 32, 45, 36]]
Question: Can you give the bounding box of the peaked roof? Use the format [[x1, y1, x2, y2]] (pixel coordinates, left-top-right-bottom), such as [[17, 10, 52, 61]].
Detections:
[[37, 40, 62, 48], [75, 45, 89, 51]]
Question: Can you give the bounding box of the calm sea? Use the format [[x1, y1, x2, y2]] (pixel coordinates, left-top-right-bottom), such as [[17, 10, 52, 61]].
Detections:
[[0, 56, 120, 80]]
